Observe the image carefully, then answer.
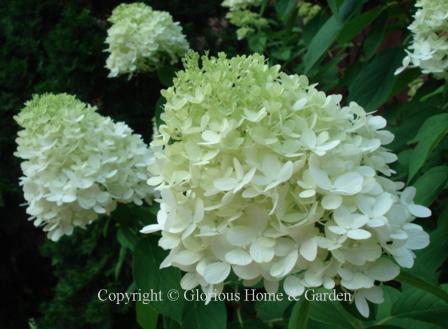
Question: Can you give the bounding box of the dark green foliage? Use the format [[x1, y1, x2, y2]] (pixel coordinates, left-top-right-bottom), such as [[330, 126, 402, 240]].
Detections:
[[36, 219, 135, 329]]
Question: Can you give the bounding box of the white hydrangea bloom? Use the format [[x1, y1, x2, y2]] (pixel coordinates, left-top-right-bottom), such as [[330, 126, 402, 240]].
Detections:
[[395, 0, 448, 79], [15, 93, 154, 241], [105, 3, 189, 77], [222, 0, 260, 10], [142, 53, 431, 317]]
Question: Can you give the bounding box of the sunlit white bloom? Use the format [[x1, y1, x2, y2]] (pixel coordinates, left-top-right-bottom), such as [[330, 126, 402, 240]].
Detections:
[[142, 53, 431, 316], [395, 0, 448, 79], [105, 3, 189, 77], [15, 93, 154, 241], [222, 0, 260, 10]]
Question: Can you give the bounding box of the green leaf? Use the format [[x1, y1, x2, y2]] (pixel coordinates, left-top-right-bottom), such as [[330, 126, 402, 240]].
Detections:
[[376, 286, 401, 320], [386, 318, 442, 329], [154, 96, 166, 128], [309, 300, 358, 329], [338, 0, 364, 21], [157, 65, 176, 87], [114, 245, 127, 279], [248, 33, 267, 53], [181, 301, 226, 329], [391, 285, 448, 327], [275, 0, 299, 23], [408, 113, 448, 181], [420, 85, 445, 102], [413, 206, 448, 281], [362, 13, 388, 59], [397, 271, 448, 304], [272, 47, 292, 61], [413, 166, 448, 206], [136, 301, 158, 329], [338, 4, 386, 44], [117, 226, 139, 251], [327, 0, 344, 17], [288, 298, 310, 329], [133, 237, 184, 323], [303, 16, 343, 73], [348, 48, 402, 111], [255, 298, 291, 321]]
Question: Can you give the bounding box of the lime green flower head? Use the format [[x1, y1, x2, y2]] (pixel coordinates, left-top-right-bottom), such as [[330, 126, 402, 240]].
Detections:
[[396, 0, 448, 79], [221, 0, 265, 39], [143, 53, 430, 317], [15, 93, 154, 241], [105, 3, 189, 77]]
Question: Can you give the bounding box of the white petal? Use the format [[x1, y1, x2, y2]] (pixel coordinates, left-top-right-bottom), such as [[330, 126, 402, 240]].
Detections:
[[226, 226, 257, 247], [408, 204, 431, 218], [201, 130, 220, 144], [347, 229, 371, 240], [299, 189, 315, 198], [368, 116, 387, 130], [355, 293, 370, 318], [363, 286, 384, 304], [393, 247, 414, 268], [172, 250, 201, 266], [292, 98, 307, 111], [250, 238, 275, 263], [405, 225, 430, 250], [328, 226, 347, 235], [309, 163, 332, 190], [180, 273, 200, 290], [367, 258, 400, 281], [147, 176, 164, 186], [214, 177, 238, 191], [276, 161, 294, 184], [302, 128, 316, 147], [225, 249, 252, 266], [321, 194, 342, 210], [270, 250, 298, 278], [284, 276, 304, 297], [300, 238, 318, 261], [372, 193, 394, 217], [203, 262, 231, 284], [233, 264, 260, 280], [334, 172, 363, 195], [140, 224, 162, 234], [401, 187, 416, 203]]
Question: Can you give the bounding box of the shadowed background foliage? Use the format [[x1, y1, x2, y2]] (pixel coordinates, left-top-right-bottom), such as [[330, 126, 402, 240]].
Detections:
[[1, 1, 447, 329]]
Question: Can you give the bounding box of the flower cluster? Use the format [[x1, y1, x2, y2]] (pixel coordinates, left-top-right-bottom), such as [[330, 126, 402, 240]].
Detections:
[[105, 3, 189, 77], [298, 1, 321, 25], [143, 53, 431, 317], [222, 0, 260, 9], [395, 0, 448, 79], [15, 93, 154, 241], [222, 0, 266, 39]]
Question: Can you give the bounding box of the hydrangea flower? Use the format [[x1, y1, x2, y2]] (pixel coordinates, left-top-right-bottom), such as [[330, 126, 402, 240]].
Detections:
[[15, 93, 154, 241], [105, 3, 189, 77], [222, 0, 266, 40], [395, 0, 448, 79], [298, 1, 321, 25], [222, 0, 260, 9], [142, 53, 431, 317]]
